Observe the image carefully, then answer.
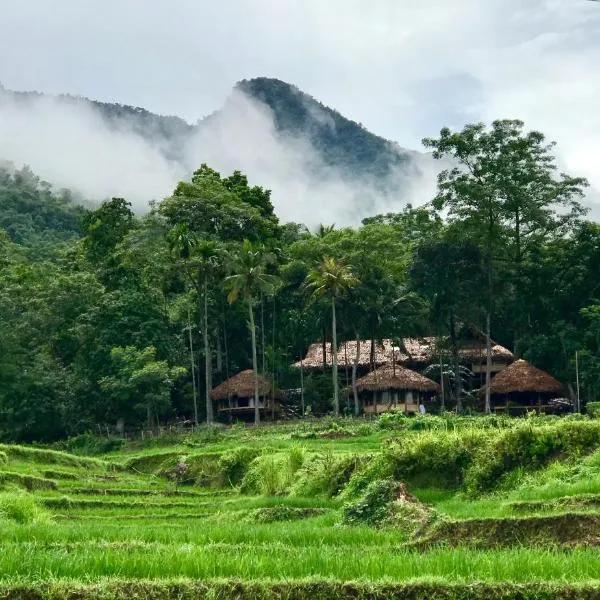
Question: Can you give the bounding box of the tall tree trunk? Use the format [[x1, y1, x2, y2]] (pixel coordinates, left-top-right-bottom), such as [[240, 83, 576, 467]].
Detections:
[[203, 282, 213, 425], [271, 298, 276, 421], [249, 301, 260, 424], [187, 306, 199, 426], [215, 325, 222, 373], [485, 210, 494, 414], [352, 333, 360, 416], [449, 312, 462, 412], [514, 206, 522, 353], [485, 311, 492, 414], [261, 294, 266, 376], [331, 296, 339, 416]]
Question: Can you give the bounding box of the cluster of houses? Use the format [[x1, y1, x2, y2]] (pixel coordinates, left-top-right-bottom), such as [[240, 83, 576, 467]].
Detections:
[[210, 330, 569, 421]]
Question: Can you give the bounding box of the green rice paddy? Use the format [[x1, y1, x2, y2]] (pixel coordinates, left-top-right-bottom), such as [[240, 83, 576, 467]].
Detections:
[[3, 416, 600, 598]]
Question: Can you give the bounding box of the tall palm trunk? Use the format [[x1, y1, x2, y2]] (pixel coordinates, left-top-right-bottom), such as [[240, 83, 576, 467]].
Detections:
[[331, 296, 339, 416], [249, 301, 260, 424], [352, 333, 360, 416], [203, 281, 213, 425], [484, 311, 492, 414], [449, 312, 462, 412], [187, 306, 198, 426]]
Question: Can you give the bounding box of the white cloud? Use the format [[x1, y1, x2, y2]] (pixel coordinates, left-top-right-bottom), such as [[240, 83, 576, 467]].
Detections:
[[0, 0, 598, 218]]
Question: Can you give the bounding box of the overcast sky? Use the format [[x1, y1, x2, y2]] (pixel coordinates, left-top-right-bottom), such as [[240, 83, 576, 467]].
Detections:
[[1, 0, 599, 197]]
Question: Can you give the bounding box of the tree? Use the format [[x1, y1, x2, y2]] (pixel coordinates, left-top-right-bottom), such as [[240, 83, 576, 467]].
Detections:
[[306, 257, 358, 416], [424, 120, 588, 411], [410, 239, 485, 411], [167, 224, 223, 425], [99, 346, 185, 428], [225, 240, 278, 424]]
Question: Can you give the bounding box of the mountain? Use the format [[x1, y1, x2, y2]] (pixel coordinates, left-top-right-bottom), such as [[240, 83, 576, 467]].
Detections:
[[0, 78, 430, 223], [222, 78, 414, 182]]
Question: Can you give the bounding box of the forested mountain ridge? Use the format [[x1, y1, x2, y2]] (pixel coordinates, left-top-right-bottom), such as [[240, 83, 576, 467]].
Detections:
[[226, 78, 413, 181], [0, 78, 420, 207], [0, 163, 88, 258]]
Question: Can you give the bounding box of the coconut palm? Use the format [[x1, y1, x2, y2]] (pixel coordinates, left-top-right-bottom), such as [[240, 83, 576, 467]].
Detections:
[[225, 240, 278, 424], [306, 257, 358, 416]]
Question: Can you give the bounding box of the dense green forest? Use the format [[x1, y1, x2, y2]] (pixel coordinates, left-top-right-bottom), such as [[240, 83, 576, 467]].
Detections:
[[0, 119, 598, 442]]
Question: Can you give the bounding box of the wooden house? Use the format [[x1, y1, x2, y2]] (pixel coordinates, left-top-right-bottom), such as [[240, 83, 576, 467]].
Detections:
[[211, 370, 281, 421], [487, 359, 566, 414], [353, 364, 440, 415]]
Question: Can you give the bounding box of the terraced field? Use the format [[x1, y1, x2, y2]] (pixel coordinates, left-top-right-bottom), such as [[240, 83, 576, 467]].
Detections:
[[3, 416, 600, 598]]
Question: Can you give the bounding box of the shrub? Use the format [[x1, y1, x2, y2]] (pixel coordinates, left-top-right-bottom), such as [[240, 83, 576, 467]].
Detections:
[[288, 444, 305, 475], [342, 478, 397, 525], [218, 447, 262, 487], [0, 492, 51, 524], [389, 429, 489, 489], [292, 452, 367, 498], [0, 451, 7, 465], [61, 434, 124, 456], [587, 402, 600, 418], [464, 420, 600, 494], [241, 453, 291, 496]]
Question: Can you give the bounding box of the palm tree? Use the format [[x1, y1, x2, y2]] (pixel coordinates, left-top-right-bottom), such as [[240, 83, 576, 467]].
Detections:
[[168, 224, 221, 425], [225, 240, 278, 424], [306, 257, 358, 416]]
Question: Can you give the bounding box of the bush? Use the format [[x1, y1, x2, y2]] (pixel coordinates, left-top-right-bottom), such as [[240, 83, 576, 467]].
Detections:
[[389, 429, 489, 489], [342, 453, 396, 500], [288, 444, 305, 474], [0, 492, 51, 524], [464, 420, 600, 494], [63, 434, 124, 456], [342, 478, 397, 525], [218, 447, 262, 487], [240, 453, 293, 496], [292, 452, 367, 498], [587, 402, 600, 418], [0, 451, 7, 465]]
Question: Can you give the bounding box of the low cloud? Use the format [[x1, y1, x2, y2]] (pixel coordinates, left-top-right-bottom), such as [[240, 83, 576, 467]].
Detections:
[[0, 87, 439, 226]]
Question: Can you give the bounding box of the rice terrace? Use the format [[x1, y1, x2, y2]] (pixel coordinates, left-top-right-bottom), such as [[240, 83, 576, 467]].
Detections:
[[3, 414, 600, 598]]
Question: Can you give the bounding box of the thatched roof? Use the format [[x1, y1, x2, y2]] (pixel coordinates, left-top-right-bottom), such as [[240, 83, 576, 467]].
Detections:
[[293, 343, 332, 369], [402, 337, 438, 364], [211, 370, 271, 401], [354, 364, 440, 393], [488, 359, 563, 395], [401, 337, 514, 364], [337, 339, 407, 368]]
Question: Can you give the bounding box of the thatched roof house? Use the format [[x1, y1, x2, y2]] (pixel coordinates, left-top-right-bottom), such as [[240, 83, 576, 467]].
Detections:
[[353, 364, 439, 415], [354, 364, 440, 393], [401, 336, 514, 366], [293, 343, 332, 370], [211, 369, 272, 401], [211, 370, 281, 421], [488, 359, 563, 395], [294, 339, 405, 372]]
